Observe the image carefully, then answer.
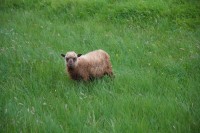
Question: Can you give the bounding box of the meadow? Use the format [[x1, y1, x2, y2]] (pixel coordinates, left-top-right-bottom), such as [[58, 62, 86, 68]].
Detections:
[[0, 0, 200, 132]]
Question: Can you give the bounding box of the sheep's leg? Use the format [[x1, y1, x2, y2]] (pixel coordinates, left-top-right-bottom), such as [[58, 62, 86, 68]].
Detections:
[[105, 69, 114, 78], [82, 74, 89, 81], [108, 71, 114, 77], [83, 76, 89, 81], [105, 61, 114, 77]]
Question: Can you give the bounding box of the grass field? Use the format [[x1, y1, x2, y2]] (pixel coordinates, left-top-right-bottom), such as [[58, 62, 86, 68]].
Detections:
[[0, 0, 200, 132]]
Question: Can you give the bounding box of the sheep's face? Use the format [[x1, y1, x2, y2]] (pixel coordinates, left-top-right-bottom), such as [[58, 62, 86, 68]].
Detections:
[[61, 51, 82, 69], [64, 52, 78, 69]]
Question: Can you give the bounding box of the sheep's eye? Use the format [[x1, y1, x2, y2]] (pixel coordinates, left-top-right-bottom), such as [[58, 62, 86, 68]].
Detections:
[[66, 58, 69, 61], [73, 58, 76, 61]]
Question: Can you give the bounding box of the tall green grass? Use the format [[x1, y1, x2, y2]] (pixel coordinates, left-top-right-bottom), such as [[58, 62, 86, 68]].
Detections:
[[0, 0, 200, 132]]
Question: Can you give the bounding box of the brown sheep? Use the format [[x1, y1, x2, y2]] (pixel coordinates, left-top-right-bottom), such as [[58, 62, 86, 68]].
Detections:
[[61, 49, 113, 81]]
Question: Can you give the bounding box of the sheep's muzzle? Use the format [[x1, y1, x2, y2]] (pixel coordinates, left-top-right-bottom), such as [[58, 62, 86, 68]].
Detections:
[[67, 59, 75, 68]]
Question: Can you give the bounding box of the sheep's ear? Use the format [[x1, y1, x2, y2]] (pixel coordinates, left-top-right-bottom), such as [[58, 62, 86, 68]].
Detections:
[[77, 54, 82, 57], [61, 54, 65, 57]]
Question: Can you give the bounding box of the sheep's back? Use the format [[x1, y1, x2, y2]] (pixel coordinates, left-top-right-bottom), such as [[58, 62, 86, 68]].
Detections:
[[81, 50, 111, 76], [84, 49, 109, 61]]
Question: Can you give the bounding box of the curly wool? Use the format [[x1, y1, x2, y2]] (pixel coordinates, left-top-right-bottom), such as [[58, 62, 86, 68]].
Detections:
[[66, 49, 113, 81]]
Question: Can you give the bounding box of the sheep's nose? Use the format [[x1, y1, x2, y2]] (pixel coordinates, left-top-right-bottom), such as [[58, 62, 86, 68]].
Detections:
[[68, 59, 73, 64]]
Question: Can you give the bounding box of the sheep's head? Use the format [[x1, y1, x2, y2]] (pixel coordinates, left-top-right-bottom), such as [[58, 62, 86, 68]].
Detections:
[[61, 51, 82, 69]]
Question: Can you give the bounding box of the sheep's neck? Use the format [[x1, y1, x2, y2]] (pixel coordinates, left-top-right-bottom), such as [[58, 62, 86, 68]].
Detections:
[[67, 67, 81, 80], [67, 67, 76, 74]]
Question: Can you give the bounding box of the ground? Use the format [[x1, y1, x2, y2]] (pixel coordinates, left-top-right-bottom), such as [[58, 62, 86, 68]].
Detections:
[[0, 0, 200, 132]]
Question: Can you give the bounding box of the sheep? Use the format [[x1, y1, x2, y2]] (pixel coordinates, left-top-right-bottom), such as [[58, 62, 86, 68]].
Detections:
[[61, 49, 113, 81]]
